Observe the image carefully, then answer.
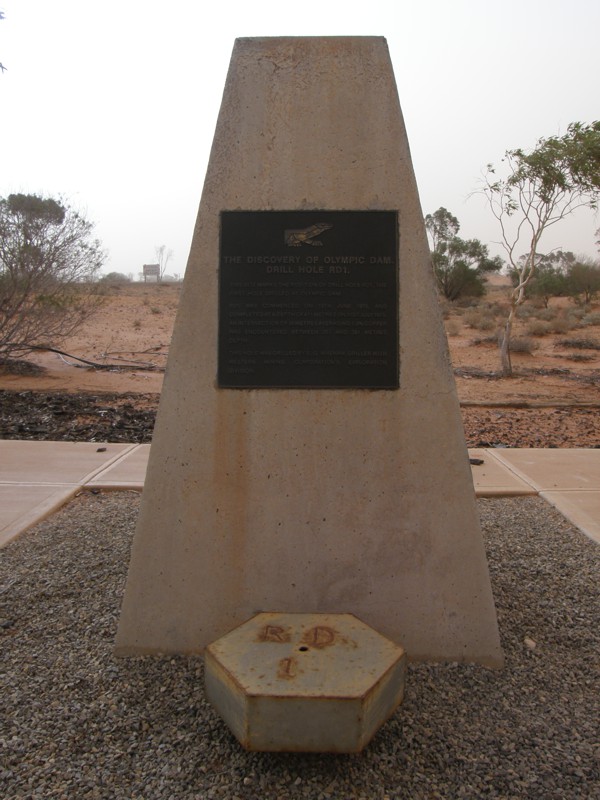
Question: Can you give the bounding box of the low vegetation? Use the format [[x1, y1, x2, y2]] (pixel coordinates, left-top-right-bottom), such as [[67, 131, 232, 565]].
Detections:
[[441, 274, 600, 375], [557, 337, 600, 351]]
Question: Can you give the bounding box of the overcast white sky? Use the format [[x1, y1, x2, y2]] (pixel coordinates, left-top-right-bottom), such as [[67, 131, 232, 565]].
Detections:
[[1, 0, 598, 276]]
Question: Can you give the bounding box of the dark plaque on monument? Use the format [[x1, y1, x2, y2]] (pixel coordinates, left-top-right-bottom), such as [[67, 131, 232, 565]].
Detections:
[[218, 211, 399, 388]]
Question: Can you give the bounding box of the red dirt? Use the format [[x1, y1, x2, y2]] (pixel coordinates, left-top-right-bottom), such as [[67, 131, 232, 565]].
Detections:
[[1, 282, 599, 447]]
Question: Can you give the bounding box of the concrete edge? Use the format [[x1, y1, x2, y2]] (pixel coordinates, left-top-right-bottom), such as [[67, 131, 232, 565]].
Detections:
[[539, 490, 600, 545], [1, 445, 598, 548], [0, 485, 80, 548], [480, 449, 541, 492], [78, 443, 140, 485]]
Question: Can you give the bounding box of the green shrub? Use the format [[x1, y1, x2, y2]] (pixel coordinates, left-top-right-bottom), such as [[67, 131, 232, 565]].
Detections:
[[100, 271, 130, 283]]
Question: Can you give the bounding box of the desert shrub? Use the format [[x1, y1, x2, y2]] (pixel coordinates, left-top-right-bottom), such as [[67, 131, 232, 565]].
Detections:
[[0, 193, 105, 360], [557, 337, 600, 350], [455, 296, 482, 309], [509, 336, 537, 354], [533, 307, 558, 321], [565, 353, 596, 362], [100, 272, 130, 283], [133, 319, 142, 330], [451, 306, 466, 316], [445, 319, 461, 336], [547, 316, 574, 334], [581, 311, 600, 327], [527, 320, 551, 336], [515, 305, 536, 320], [464, 310, 496, 331], [552, 308, 581, 333], [479, 300, 505, 314], [528, 295, 548, 309], [150, 307, 161, 315], [471, 335, 499, 346]]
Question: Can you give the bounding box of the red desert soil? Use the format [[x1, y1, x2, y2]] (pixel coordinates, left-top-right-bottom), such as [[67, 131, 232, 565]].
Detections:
[[1, 281, 599, 447]]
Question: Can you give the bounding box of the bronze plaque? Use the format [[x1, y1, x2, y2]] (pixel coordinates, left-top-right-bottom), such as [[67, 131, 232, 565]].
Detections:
[[218, 211, 398, 388]]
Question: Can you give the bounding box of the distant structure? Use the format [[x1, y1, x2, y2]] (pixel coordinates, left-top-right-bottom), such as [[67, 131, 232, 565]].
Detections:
[[142, 263, 160, 282]]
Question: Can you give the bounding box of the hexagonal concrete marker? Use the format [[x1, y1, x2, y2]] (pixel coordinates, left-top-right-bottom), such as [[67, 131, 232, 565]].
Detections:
[[204, 612, 406, 752]]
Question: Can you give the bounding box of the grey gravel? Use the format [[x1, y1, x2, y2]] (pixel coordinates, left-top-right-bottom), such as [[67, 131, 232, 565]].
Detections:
[[1, 493, 599, 799]]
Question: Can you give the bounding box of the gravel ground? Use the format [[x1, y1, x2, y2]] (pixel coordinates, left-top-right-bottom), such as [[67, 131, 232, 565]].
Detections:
[[1, 494, 599, 799]]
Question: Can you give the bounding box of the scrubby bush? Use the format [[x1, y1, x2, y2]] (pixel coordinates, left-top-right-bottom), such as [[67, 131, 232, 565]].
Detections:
[[0, 193, 105, 361], [557, 337, 600, 350], [510, 337, 538, 354], [100, 272, 130, 283], [581, 311, 600, 327], [533, 307, 558, 322], [471, 334, 500, 346], [445, 319, 461, 336], [567, 307, 586, 320], [464, 310, 497, 331], [527, 320, 551, 336], [515, 305, 536, 320], [547, 316, 574, 334]]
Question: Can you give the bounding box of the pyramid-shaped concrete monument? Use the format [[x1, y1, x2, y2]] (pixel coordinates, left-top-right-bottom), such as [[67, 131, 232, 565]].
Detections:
[[116, 37, 503, 667]]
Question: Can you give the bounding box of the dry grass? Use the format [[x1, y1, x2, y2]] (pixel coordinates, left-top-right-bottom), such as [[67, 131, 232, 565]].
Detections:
[[509, 336, 538, 354], [445, 319, 461, 336], [463, 310, 498, 331], [557, 337, 600, 351]]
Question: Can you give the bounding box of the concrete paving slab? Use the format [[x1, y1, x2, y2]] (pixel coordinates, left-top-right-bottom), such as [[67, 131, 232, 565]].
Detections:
[[0, 484, 78, 547], [470, 449, 537, 497], [86, 445, 150, 489], [490, 448, 600, 491], [540, 491, 600, 545], [1, 442, 598, 549], [0, 441, 136, 485]]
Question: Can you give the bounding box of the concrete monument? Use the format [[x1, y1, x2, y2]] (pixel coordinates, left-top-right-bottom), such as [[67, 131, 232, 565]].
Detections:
[[204, 612, 407, 752], [116, 37, 503, 667]]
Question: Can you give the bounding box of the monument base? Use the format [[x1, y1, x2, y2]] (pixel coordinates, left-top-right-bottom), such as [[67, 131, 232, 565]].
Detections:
[[204, 612, 407, 753]]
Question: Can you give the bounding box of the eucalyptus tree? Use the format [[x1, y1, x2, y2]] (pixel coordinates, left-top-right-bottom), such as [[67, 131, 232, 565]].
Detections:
[[425, 207, 502, 301], [482, 121, 600, 376]]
